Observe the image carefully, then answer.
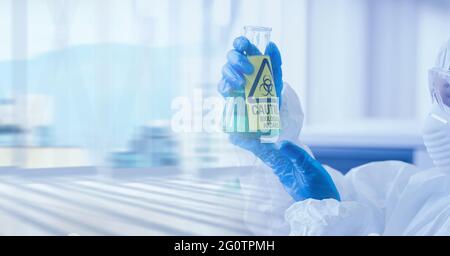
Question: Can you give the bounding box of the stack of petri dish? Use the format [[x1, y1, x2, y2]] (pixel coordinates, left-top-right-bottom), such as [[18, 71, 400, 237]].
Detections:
[[110, 120, 180, 169]]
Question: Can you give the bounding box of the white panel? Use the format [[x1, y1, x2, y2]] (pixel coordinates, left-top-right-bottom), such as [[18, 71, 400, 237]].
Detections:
[[178, 0, 203, 45], [212, 0, 231, 26], [307, 0, 367, 124], [0, 0, 12, 61], [280, 0, 308, 114]]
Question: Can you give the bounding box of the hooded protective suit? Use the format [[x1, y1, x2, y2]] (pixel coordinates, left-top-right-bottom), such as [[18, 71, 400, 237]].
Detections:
[[240, 40, 450, 236]]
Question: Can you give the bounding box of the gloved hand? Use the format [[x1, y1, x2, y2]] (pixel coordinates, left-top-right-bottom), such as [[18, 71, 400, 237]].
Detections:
[[230, 137, 341, 202], [218, 36, 283, 105], [218, 37, 340, 202]]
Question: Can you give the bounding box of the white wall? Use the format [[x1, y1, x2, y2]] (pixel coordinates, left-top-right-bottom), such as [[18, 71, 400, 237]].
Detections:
[[304, 0, 450, 138]]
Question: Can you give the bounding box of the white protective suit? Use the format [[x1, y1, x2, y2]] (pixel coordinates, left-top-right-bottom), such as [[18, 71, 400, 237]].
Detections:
[[240, 41, 450, 236]]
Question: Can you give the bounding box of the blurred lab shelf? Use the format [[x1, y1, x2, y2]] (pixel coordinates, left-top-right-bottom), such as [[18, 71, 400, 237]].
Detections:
[[301, 120, 431, 173], [0, 167, 96, 178], [0, 147, 91, 169], [302, 120, 426, 149], [310, 146, 414, 174], [0, 148, 14, 167]]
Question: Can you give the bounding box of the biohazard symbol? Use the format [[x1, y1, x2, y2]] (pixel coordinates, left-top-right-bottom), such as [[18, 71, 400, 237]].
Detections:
[[259, 75, 274, 96], [247, 57, 275, 98], [243, 56, 281, 133]]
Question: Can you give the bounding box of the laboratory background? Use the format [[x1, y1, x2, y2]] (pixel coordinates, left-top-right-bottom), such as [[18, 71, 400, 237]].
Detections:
[[0, 0, 449, 235]]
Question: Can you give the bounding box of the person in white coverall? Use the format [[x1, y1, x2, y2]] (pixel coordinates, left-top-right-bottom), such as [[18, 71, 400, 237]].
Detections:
[[219, 37, 450, 236]]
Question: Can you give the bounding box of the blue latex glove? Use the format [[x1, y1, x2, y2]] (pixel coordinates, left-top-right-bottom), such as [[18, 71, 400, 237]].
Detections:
[[218, 37, 341, 202], [230, 137, 341, 202], [218, 36, 283, 106]]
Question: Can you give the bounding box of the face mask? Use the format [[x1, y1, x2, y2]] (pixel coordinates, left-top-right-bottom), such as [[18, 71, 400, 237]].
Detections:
[[423, 103, 450, 170]]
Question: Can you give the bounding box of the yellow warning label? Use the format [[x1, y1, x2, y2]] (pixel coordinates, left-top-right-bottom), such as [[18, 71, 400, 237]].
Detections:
[[245, 55, 281, 133]]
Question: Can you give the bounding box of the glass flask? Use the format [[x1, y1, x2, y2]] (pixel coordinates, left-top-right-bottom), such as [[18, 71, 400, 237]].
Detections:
[[223, 26, 280, 139]]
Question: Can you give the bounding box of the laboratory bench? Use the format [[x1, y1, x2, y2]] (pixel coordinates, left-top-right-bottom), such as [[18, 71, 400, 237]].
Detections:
[[0, 166, 252, 236]]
